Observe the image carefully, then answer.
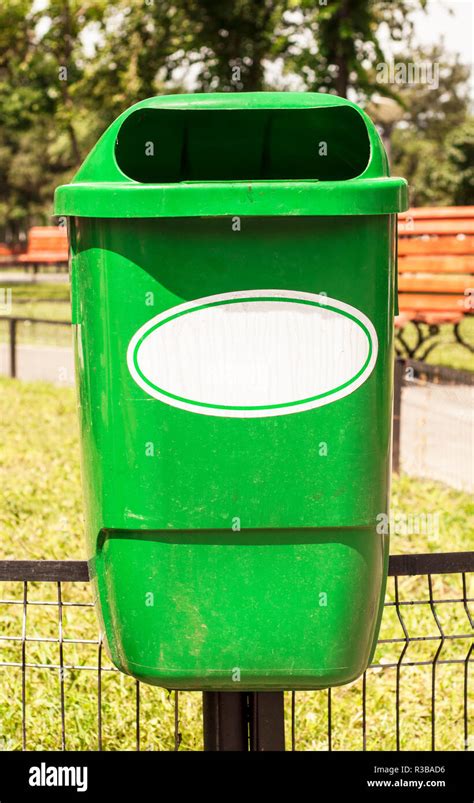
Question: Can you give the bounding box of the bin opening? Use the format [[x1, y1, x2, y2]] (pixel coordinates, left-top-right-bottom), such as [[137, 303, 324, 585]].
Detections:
[[115, 106, 371, 183]]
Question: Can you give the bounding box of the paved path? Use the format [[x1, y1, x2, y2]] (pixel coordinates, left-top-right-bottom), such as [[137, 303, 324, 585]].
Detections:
[[0, 343, 74, 384], [400, 382, 473, 492]]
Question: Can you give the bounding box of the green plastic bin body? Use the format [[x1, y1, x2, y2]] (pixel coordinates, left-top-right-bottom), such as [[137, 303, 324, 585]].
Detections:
[[55, 92, 408, 691]]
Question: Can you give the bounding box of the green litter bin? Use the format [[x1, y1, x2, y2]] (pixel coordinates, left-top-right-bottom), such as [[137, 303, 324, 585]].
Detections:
[[55, 92, 408, 691]]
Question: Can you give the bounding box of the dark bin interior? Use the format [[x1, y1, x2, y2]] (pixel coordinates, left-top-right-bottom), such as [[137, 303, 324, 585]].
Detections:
[[115, 106, 371, 183]]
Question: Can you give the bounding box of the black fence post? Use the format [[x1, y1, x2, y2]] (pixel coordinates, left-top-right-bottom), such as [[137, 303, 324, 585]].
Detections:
[[202, 691, 286, 751], [392, 357, 405, 473], [249, 692, 285, 751], [202, 692, 248, 751], [9, 317, 16, 378]]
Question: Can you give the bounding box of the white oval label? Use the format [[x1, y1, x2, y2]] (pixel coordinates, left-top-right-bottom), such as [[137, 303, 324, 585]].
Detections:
[[127, 290, 378, 418]]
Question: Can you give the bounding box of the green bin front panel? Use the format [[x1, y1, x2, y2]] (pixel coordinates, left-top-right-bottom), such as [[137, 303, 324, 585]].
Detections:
[[70, 214, 396, 690]]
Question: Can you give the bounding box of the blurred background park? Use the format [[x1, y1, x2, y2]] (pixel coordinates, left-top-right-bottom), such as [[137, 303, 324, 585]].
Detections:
[[0, 0, 473, 235], [0, 0, 472, 752]]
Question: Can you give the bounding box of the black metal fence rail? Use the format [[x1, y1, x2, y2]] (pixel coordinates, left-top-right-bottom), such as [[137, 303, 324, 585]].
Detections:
[[0, 316, 71, 379], [0, 552, 472, 752], [1, 318, 473, 382], [399, 358, 474, 387]]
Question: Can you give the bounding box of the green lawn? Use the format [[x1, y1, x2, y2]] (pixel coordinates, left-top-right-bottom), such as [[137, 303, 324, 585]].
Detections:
[[0, 281, 70, 318], [0, 377, 472, 751]]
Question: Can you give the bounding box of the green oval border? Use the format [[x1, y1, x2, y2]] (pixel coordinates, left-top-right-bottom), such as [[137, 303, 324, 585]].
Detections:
[[132, 296, 373, 411]]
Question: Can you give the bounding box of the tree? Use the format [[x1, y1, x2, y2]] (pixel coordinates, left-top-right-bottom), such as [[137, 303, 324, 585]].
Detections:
[[81, 1, 191, 121], [445, 120, 474, 206], [0, 0, 469, 232], [0, 1, 109, 233], [175, 0, 288, 91], [283, 0, 428, 99], [0, 0, 57, 234], [387, 46, 472, 205], [392, 118, 474, 207], [377, 45, 470, 138]]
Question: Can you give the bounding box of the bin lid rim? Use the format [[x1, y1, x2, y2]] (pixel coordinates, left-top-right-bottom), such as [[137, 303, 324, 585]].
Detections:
[[114, 91, 372, 111], [55, 177, 408, 218]]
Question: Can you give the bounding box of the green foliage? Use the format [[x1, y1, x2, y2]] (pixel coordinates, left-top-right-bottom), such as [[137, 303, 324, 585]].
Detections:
[[80, 1, 192, 119], [0, 0, 469, 231], [383, 45, 472, 206], [0, 1, 93, 233], [285, 0, 427, 99], [178, 0, 288, 92], [444, 118, 474, 205], [392, 119, 474, 207], [390, 48, 469, 140]]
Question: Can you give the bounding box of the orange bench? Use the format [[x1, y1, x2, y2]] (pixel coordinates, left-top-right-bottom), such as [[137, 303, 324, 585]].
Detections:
[[17, 226, 68, 272], [0, 242, 24, 264], [396, 206, 474, 358]]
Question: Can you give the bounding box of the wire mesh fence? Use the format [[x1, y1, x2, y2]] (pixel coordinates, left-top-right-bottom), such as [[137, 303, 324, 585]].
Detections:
[[0, 554, 472, 752]]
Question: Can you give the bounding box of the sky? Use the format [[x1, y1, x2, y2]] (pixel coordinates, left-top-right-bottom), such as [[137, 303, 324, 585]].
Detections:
[[386, 0, 474, 64], [378, 0, 473, 103], [409, 0, 472, 65], [382, 0, 473, 98]]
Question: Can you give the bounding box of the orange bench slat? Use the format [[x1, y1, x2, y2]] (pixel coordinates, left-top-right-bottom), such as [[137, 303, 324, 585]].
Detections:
[[398, 255, 474, 274], [26, 237, 67, 249], [399, 219, 474, 235], [17, 253, 68, 263], [399, 206, 474, 220], [398, 236, 474, 256], [398, 275, 473, 293], [398, 293, 469, 312], [17, 226, 69, 263], [27, 226, 67, 236]]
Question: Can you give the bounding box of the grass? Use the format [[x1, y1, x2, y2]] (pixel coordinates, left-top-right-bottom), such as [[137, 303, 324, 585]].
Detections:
[[0, 377, 472, 751], [0, 282, 70, 319]]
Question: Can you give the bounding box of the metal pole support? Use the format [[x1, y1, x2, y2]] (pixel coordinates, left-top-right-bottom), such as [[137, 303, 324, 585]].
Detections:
[[248, 692, 285, 751], [203, 692, 248, 751], [203, 691, 285, 752], [9, 317, 16, 379]]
